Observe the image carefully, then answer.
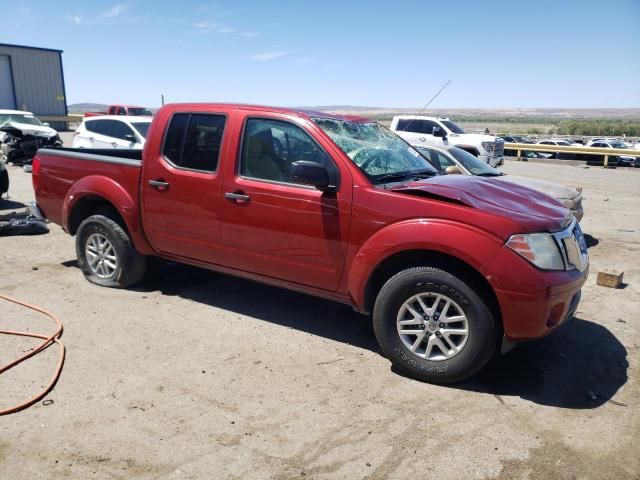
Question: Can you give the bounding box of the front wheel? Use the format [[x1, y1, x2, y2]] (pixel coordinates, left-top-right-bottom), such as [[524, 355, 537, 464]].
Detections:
[[0, 169, 8, 196], [373, 266, 496, 383], [76, 214, 146, 288]]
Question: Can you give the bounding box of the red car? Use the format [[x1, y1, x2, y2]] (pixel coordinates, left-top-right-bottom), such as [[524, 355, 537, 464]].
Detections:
[[31, 103, 589, 383], [84, 105, 153, 117]]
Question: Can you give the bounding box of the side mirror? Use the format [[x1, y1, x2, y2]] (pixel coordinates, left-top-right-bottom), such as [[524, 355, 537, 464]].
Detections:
[[43, 122, 50, 127], [444, 165, 463, 175], [291, 160, 333, 191], [433, 127, 446, 138], [124, 134, 137, 143]]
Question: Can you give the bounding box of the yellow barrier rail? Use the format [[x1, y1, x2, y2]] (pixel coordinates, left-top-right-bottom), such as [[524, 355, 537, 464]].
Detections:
[[504, 143, 640, 168]]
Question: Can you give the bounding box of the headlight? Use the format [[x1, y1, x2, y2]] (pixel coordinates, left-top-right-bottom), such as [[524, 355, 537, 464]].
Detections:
[[481, 141, 495, 154], [506, 233, 565, 270], [560, 198, 574, 209]]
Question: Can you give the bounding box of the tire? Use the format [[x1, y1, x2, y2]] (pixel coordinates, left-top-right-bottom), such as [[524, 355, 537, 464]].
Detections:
[[76, 214, 146, 288], [0, 169, 8, 196], [373, 266, 496, 383]]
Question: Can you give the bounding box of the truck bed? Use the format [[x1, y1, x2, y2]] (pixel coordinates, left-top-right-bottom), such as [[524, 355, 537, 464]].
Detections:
[[34, 147, 143, 228], [42, 147, 143, 162]]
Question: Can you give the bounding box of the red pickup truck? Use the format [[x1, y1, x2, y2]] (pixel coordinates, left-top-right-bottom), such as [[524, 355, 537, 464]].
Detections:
[[31, 103, 589, 383], [84, 105, 153, 117]]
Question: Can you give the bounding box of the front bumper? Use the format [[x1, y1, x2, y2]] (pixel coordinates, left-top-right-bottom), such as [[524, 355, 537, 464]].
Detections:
[[483, 246, 588, 342]]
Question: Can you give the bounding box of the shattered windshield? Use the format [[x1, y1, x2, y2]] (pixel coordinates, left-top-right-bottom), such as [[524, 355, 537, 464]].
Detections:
[[313, 118, 438, 184], [0, 114, 43, 127]]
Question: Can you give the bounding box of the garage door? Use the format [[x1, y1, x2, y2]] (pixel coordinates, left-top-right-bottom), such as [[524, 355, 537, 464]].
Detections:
[[0, 55, 16, 109]]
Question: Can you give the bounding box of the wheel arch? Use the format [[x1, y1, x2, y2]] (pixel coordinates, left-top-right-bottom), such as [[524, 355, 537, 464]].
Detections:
[[362, 249, 501, 332], [346, 220, 503, 325], [63, 176, 154, 255]]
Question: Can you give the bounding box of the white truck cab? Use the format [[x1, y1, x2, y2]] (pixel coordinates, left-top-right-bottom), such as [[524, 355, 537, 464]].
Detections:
[[390, 116, 504, 167]]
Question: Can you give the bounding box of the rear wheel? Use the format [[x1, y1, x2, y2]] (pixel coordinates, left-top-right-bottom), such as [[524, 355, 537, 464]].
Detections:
[[76, 214, 146, 288], [373, 266, 496, 383]]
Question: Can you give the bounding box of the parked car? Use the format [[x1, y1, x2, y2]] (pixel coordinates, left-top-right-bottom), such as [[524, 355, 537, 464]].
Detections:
[[73, 116, 152, 150], [415, 145, 584, 221], [498, 135, 548, 159], [536, 139, 577, 160], [586, 140, 639, 167], [0, 110, 62, 164], [390, 116, 504, 167], [84, 105, 154, 117], [31, 103, 588, 384]]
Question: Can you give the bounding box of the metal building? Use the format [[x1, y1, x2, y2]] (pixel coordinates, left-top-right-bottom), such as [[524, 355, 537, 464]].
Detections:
[[0, 43, 68, 130]]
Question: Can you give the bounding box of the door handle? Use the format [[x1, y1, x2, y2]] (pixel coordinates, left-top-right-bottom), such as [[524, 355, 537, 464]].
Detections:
[[89, 137, 94, 142], [148, 179, 170, 191], [111, 142, 118, 148], [225, 191, 251, 204]]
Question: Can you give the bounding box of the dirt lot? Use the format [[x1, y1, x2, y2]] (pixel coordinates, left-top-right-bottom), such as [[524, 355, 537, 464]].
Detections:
[[1, 158, 639, 479]]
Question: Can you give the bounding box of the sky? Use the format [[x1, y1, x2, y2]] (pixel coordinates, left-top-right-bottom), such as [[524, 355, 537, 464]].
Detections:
[[2, 0, 640, 108]]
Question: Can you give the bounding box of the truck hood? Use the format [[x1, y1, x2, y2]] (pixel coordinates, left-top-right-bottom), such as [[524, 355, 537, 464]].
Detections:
[[3, 121, 58, 138], [391, 174, 571, 233], [495, 175, 579, 201]]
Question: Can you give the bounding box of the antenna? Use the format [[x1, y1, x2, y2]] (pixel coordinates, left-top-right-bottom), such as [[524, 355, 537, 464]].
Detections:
[[401, 80, 452, 132]]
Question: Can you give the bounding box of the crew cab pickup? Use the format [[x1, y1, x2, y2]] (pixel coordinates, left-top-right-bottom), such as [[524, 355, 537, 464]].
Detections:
[[32, 103, 589, 383], [390, 116, 504, 167], [84, 105, 153, 117]]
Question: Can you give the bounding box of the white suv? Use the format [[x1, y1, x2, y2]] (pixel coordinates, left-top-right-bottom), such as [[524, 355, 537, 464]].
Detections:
[[390, 116, 504, 167], [73, 115, 152, 149]]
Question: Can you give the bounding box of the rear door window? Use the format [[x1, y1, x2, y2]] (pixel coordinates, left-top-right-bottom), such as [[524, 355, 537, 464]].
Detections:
[[396, 119, 439, 134], [162, 113, 226, 172], [91, 120, 114, 137], [84, 120, 99, 134]]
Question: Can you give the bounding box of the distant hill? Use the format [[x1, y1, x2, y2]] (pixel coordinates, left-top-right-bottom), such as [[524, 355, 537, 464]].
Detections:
[[68, 103, 109, 114], [68, 103, 640, 121]]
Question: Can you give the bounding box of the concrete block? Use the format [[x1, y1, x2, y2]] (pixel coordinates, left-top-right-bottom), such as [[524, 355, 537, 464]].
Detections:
[[596, 270, 624, 289]]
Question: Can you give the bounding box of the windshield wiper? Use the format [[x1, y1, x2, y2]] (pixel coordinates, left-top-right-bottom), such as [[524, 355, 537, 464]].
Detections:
[[375, 170, 437, 184], [476, 172, 504, 177]]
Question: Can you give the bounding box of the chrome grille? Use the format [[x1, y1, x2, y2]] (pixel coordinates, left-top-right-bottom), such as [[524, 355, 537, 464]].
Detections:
[[553, 219, 589, 271]]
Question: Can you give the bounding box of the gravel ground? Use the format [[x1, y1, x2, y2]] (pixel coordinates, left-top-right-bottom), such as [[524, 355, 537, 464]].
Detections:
[[1, 156, 639, 479]]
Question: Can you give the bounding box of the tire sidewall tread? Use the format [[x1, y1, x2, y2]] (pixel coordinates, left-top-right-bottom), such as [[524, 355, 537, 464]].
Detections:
[[76, 214, 146, 288], [373, 266, 496, 383]]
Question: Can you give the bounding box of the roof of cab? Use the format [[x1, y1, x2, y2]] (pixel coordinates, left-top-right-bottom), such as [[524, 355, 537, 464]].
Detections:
[[162, 103, 370, 123]]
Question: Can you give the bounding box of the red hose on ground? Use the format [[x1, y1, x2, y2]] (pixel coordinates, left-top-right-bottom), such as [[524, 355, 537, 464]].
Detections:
[[0, 293, 65, 416]]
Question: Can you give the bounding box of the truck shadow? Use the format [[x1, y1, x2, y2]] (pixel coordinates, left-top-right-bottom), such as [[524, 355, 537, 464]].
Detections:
[[132, 260, 626, 409], [444, 317, 628, 409], [136, 260, 378, 351]]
